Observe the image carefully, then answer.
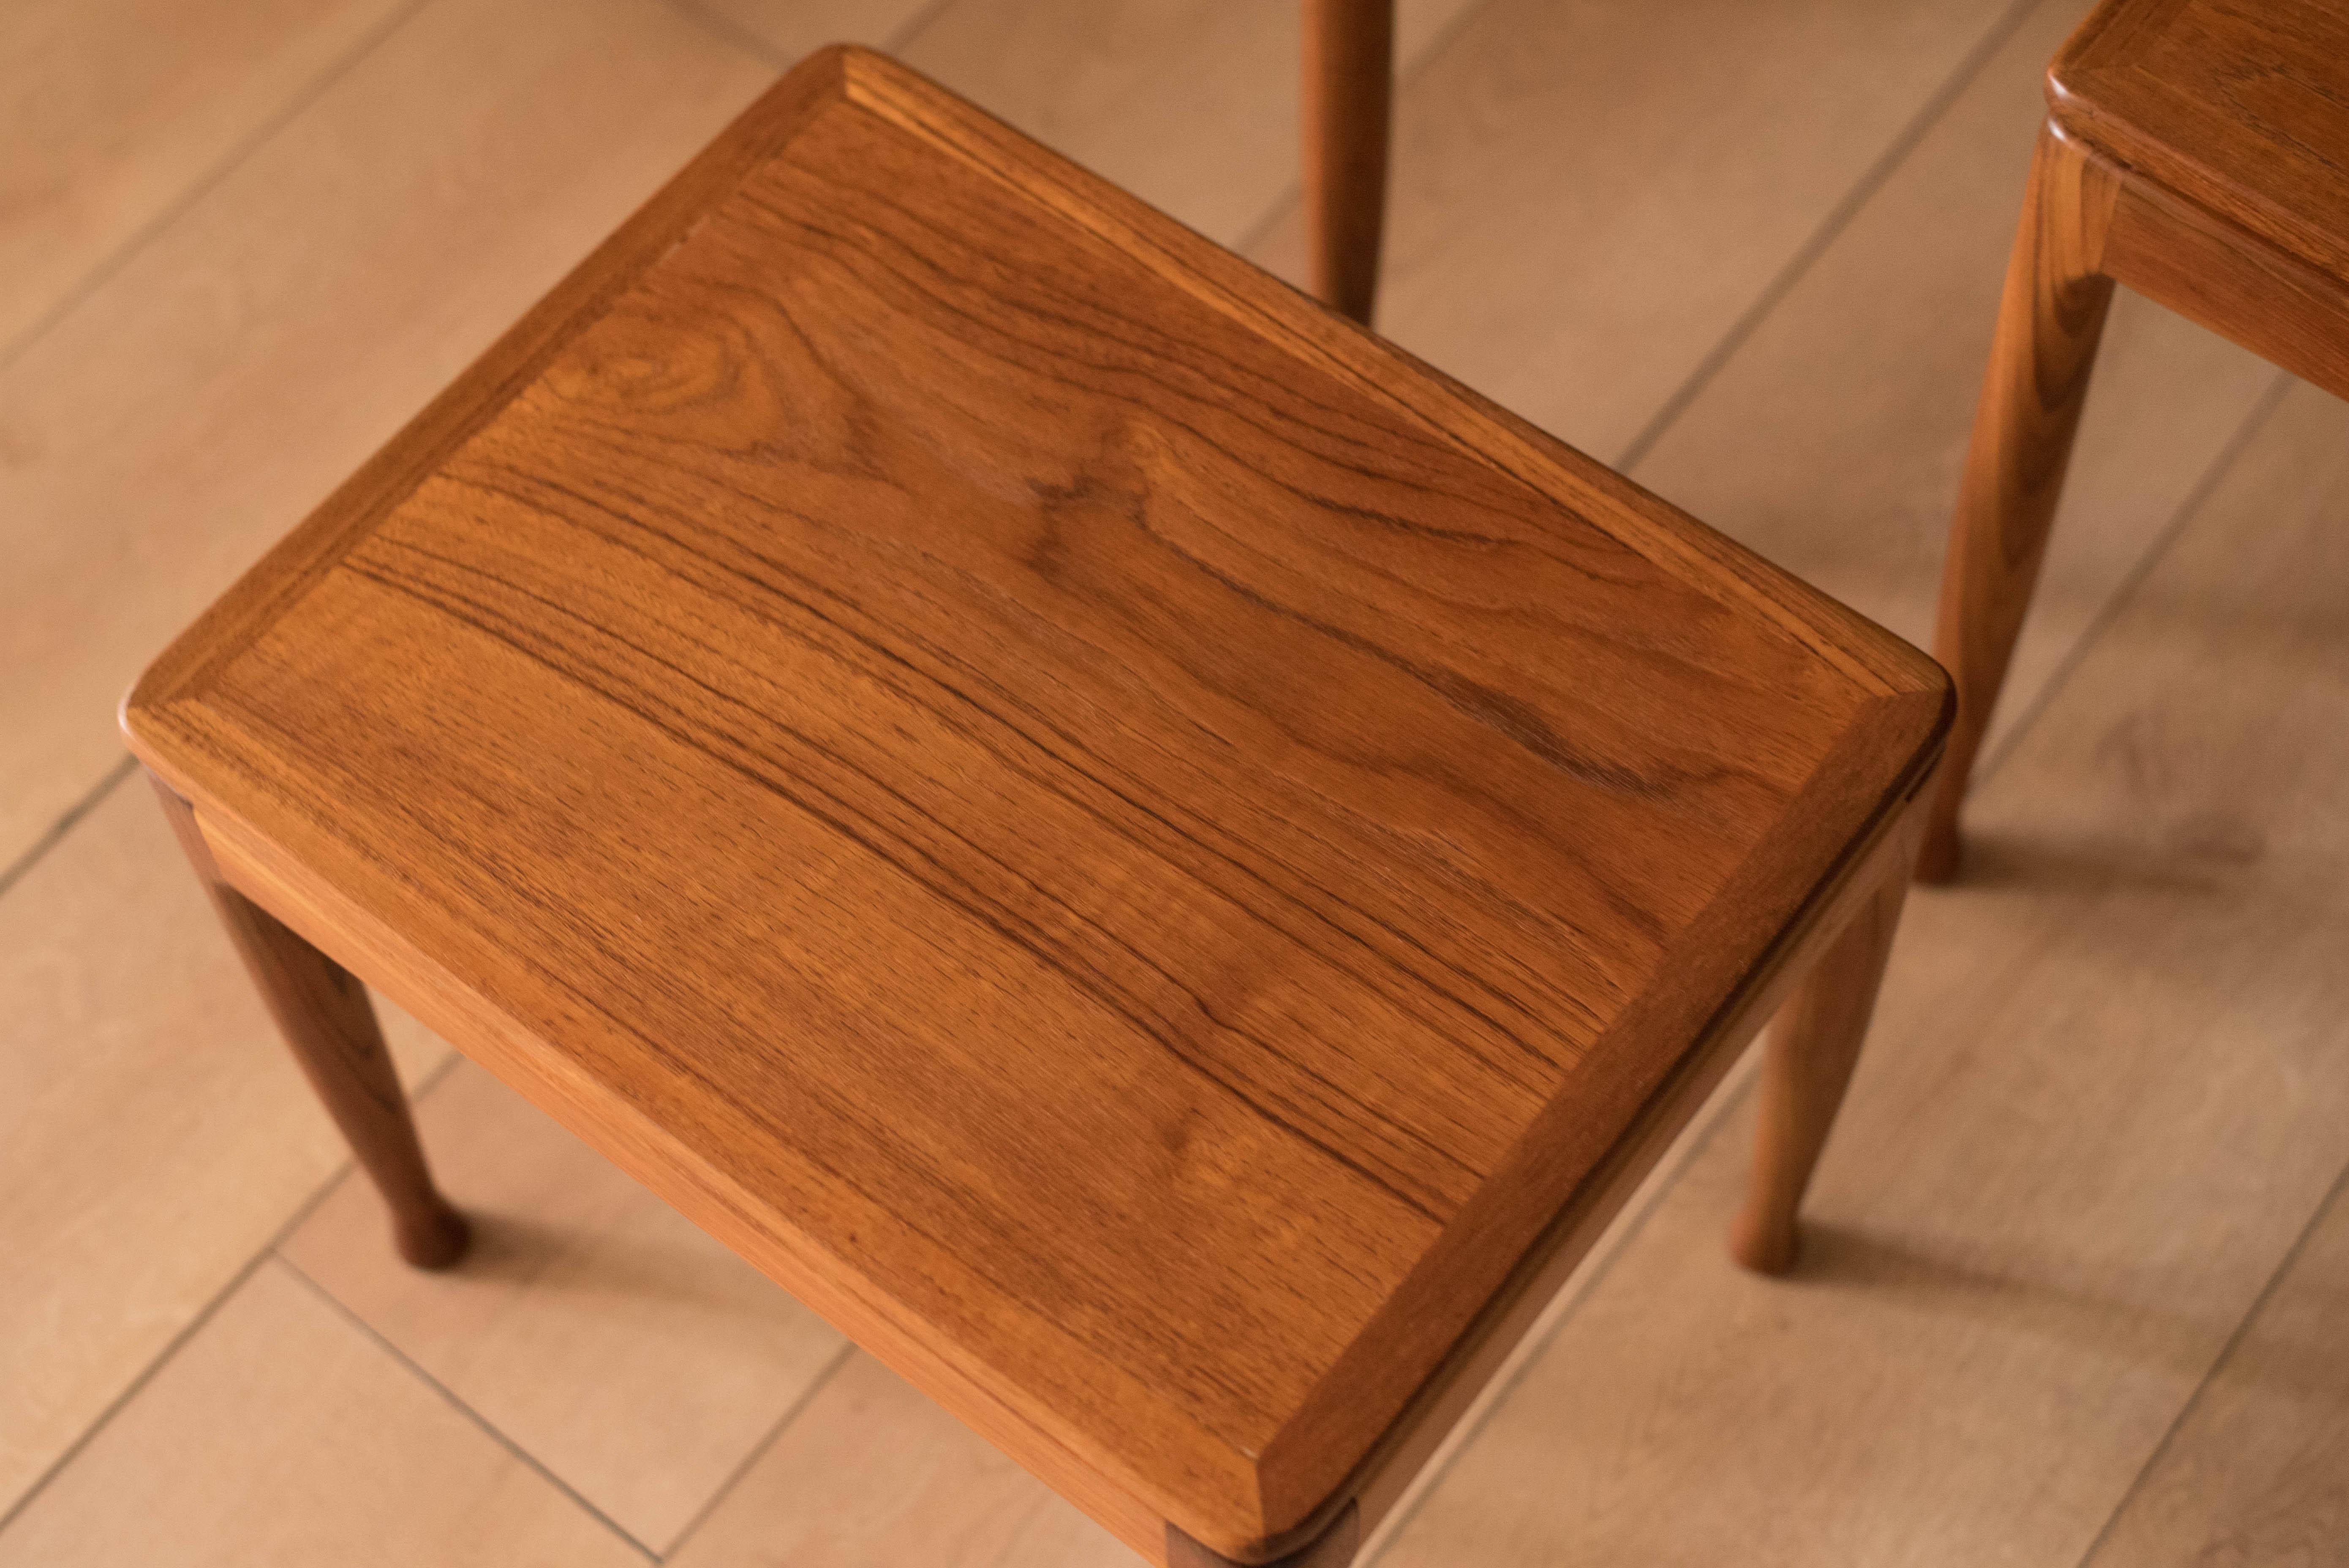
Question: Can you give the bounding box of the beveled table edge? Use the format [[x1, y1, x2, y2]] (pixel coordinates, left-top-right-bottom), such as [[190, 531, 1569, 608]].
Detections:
[[121, 43, 1953, 1563], [2046, 0, 2349, 295]]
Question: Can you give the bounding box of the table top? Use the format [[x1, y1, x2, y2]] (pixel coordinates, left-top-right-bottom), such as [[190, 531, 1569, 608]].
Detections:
[[125, 46, 1946, 1561], [2054, 0, 2349, 286]]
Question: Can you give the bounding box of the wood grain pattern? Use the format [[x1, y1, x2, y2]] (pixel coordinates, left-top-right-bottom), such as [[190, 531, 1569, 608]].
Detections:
[[0, 0, 775, 880], [1302, 0, 1392, 325], [1379, 374, 2349, 1568], [1325, 738, 1947, 1551], [2099, 145, 2349, 402], [122, 46, 1945, 1562], [1626, 0, 2279, 806], [148, 772, 468, 1269], [1922, 122, 2117, 879], [1925, 0, 2349, 877], [2055, 0, 2349, 288], [1729, 811, 1920, 1274]]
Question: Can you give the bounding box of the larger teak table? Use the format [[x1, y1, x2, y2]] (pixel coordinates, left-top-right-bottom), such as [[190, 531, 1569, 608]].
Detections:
[[123, 48, 1949, 1567], [1923, 0, 2349, 879]]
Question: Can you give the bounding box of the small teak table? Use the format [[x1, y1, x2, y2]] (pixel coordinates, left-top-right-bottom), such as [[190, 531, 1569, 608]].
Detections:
[[1924, 0, 2349, 879], [125, 48, 1948, 1566]]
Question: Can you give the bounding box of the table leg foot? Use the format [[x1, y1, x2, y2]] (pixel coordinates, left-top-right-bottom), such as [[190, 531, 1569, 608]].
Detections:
[[150, 772, 470, 1271]]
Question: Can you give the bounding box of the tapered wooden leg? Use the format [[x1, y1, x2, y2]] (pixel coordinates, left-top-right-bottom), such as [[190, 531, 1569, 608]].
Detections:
[[1728, 855, 1913, 1276], [1168, 1500, 1359, 1568], [1302, 0, 1393, 326], [1918, 120, 2119, 882], [150, 773, 469, 1269]]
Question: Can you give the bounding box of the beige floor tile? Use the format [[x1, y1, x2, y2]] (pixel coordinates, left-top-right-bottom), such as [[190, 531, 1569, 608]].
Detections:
[[675, 0, 945, 65], [0, 0, 775, 875], [1249, 0, 2022, 461], [669, 1352, 1138, 1567], [899, 0, 1480, 250], [0, 775, 447, 1517], [1631, 0, 2278, 764], [283, 1060, 848, 1553], [2084, 1167, 2349, 1567], [0, 0, 404, 351], [1373, 382, 2349, 1566], [0, 1260, 645, 1566]]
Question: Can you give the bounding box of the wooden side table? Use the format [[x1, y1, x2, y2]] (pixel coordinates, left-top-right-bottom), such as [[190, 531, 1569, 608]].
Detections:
[[1922, 0, 2349, 879], [124, 48, 1948, 1567]]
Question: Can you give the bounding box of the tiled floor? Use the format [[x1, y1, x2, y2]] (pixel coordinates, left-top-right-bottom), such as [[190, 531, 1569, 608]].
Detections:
[[3, 1, 2344, 1563]]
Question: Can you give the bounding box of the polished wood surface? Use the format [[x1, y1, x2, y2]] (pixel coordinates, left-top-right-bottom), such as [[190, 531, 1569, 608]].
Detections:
[[1925, 0, 2349, 878], [1922, 123, 2117, 880], [1383, 364, 2349, 1559], [1302, 0, 1392, 324], [122, 45, 1944, 1563], [147, 773, 468, 1270], [1172, 1501, 1358, 1568], [2099, 141, 2349, 402], [2054, 0, 2349, 288], [1730, 816, 1919, 1273]]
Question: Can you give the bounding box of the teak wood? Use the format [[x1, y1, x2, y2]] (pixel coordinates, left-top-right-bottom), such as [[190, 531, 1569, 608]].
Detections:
[[148, 775, 468, 1269], [1730, 822, 1916, 1274], [125, 47, 1947, 1566], [1923, 0, 2349, 879], [1302, 0, 1393, 326]]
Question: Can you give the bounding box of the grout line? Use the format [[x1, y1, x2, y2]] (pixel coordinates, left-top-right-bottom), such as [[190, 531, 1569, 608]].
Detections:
[[1390, 0, 1508, 106], [662, 0, 795, 69], [275, 1253, 662, 1563], [0, 1150, 351, 1537], [2066, 1149, 2349, 1568], [0, 0, 435, 900], [0, 3, 2275, 1562], [0, 0, 439, 379], [408, 1042, 471, 1105], [0, 1019, 464, 1539], [877, 0, 965, 56], [1613, 0, 2047, 474], [1369, 370, 2297, 1563], [1970, 369, 2296, 793], [656, 1342, 859, 1561], [1362, 1048, 1768, 1564], [1231, 176, 1306, 262], [0, 753, 138, 905], [0, 0, 940, 914]]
